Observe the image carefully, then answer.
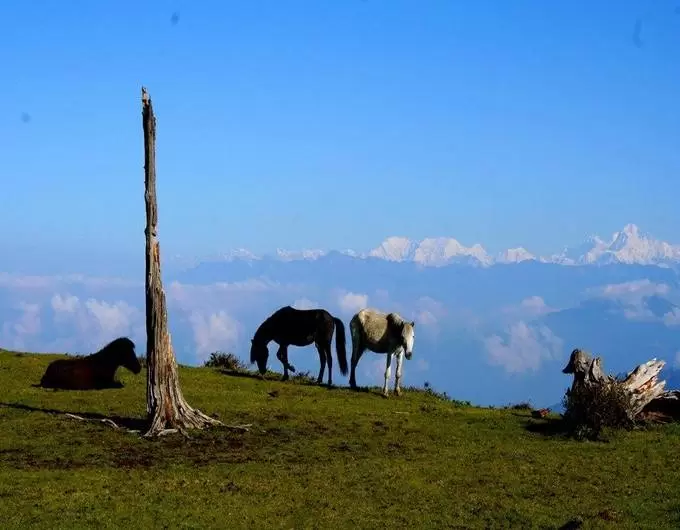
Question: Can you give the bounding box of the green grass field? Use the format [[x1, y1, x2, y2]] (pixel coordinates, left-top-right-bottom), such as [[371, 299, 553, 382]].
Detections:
[[1, 349, 680, 529]]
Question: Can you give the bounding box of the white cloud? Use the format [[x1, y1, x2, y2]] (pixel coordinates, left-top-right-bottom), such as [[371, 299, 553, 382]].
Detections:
[[675, 351, 680, 368], [0, 274, 294, 361], [663, 309, 680, 327], [417, 310, 438, 327], [501, 296, 556, 321], [167, 279, 298, 315], [623, 306, 656, 322], [337, 291, 369, 315], [14, 302, 42, 335], [0, 302, 42, 351], [483, 321, 563, 374], [415, 297, 446, 324], [292, 298, 318, 310], [0, 272, 140, 291], [519, 296, 552, 314], [47, 293, 144, 352], [188, 311, 242, 362], [51, 294, 79, 313], [85, 299, 141, 339], [586, 280, 677, 324], [591, 279, 670, 303]]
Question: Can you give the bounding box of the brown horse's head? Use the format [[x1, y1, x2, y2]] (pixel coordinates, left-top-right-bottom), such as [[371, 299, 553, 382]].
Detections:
[[250, 339, 269, 375], [102, 337, 142, 374]]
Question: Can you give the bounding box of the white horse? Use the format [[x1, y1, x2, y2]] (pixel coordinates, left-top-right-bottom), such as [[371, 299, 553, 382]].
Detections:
[[349, 308, 416, 397]]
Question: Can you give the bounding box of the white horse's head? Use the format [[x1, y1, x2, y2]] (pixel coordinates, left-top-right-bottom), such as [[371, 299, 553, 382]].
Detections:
[[400, 320, 416, 360]]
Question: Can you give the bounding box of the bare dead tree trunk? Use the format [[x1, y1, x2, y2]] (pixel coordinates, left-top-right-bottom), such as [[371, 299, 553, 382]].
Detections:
[[562, 348, 672, 421], [142, 87, 222, 438]]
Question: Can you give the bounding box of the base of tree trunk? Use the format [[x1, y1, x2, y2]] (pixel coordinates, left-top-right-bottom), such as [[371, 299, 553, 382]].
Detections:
[[143, 320, 225, 437], [563, 348, 680, 423], [145, 389, 223, 438]]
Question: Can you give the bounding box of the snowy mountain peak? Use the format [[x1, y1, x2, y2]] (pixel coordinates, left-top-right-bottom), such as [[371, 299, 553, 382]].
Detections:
[[368, 237, 417, 262], [275, 248, 327, 261], [369, 236, 492, 267], [219, 248, 261, 262], [622, 223, 640, 237], [209, 224, 679, 269], [497, 247, 536, 264], [549, 224, 680, 266]]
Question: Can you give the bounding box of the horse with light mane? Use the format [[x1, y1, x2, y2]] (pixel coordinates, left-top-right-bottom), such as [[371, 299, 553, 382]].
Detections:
[[349, 308, 415, 397], [39, 337, 142, 390], [249, 305, 347, 386]]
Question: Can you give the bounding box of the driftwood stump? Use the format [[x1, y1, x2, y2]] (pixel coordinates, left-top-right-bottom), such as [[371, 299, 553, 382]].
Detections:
[[142, 87, 222, 437], [562, 348, 676, 421]]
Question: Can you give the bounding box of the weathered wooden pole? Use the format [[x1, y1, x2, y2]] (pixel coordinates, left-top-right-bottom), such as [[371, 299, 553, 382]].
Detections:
[[142, 87, 222, 437]]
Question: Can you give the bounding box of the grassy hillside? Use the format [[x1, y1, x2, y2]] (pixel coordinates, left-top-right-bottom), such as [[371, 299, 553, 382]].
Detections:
[[1, 349, 680, 529]]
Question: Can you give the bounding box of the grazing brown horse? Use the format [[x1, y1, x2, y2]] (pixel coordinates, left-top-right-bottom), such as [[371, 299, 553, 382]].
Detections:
[[249, 305, 347, 385], [39, 337, 142, 390]]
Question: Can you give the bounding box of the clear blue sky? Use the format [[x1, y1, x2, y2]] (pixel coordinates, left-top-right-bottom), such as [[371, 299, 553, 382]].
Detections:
[[1, 0, 678, 269]]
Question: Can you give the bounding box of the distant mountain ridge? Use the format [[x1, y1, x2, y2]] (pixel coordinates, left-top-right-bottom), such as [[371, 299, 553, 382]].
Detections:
[[197, 224, 680, 269]]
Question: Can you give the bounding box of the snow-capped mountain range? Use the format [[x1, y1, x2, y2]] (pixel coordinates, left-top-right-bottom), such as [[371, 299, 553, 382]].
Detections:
[[208, 224, 680, 268]]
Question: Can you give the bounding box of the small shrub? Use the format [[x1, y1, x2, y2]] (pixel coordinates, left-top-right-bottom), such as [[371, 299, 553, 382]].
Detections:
[[425, 386, 451, 401], [562, 381, 634, 440], [404, 382, 471, 405], [204, 351, 246, 372], [509, 402, 532, 411], [291, 371, 316, 384]]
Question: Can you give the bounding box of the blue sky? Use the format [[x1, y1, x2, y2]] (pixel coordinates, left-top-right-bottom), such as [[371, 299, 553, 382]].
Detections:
[[1, 0, 678, 271]]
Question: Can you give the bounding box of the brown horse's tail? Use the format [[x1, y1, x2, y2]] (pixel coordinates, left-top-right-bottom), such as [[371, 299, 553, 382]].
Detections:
[[333, 317, 348, 376]]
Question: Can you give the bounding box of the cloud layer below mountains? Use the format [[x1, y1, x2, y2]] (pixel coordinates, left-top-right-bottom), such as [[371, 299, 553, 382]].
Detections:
[[1, 264, 679, 408]]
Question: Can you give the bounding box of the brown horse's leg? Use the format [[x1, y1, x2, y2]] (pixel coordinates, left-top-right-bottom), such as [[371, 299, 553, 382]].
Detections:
[[314, 342, 326, 385], [276, 345, 290, 381], [324, 341, 333, 386], [349, 324, 365, 389]]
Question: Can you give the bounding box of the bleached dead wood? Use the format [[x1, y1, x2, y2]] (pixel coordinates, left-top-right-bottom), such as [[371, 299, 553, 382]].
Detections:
[[64, 413, 140, 434], [142, 87, 223, 437], [562, 348, 670, 419], [619, 359, 667, 416]]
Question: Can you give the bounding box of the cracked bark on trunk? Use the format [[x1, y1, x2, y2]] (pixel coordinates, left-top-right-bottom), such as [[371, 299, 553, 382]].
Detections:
[[142, 87, 222, 438]]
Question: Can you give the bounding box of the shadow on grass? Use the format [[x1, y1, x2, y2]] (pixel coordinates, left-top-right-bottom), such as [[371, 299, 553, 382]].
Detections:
[[30, 381, 127, 390], [217, 368, 267, 381], [215, 368, 406, 398], [524, 416, 569, 438], [0, 403, 260, 470], [0, 402, 147, 431], [217, 368, 346, 391]]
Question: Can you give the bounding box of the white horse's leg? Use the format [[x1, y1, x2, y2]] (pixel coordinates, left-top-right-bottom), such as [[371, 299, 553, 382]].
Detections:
[[382, 352, 393, 397], [394, 349, 404, 396]]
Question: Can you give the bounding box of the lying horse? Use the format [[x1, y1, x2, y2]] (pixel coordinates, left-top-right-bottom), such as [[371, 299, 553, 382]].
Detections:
[[349, 308, 415, 397], [249, 305, 347, 385], [39, 337, 142, 390]]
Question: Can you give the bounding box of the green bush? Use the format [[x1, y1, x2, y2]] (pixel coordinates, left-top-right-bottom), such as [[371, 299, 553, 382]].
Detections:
[[203, 351, 246, 371], [562, 381, 634, 440]]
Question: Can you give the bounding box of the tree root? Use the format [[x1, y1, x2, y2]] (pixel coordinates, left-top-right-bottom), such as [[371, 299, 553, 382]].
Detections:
[[64, 412, 253, 437]]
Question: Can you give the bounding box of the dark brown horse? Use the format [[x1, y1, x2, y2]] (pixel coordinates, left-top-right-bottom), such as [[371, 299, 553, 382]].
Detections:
[[39, 337, 142, 390], [249, 306, 347, 385]]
